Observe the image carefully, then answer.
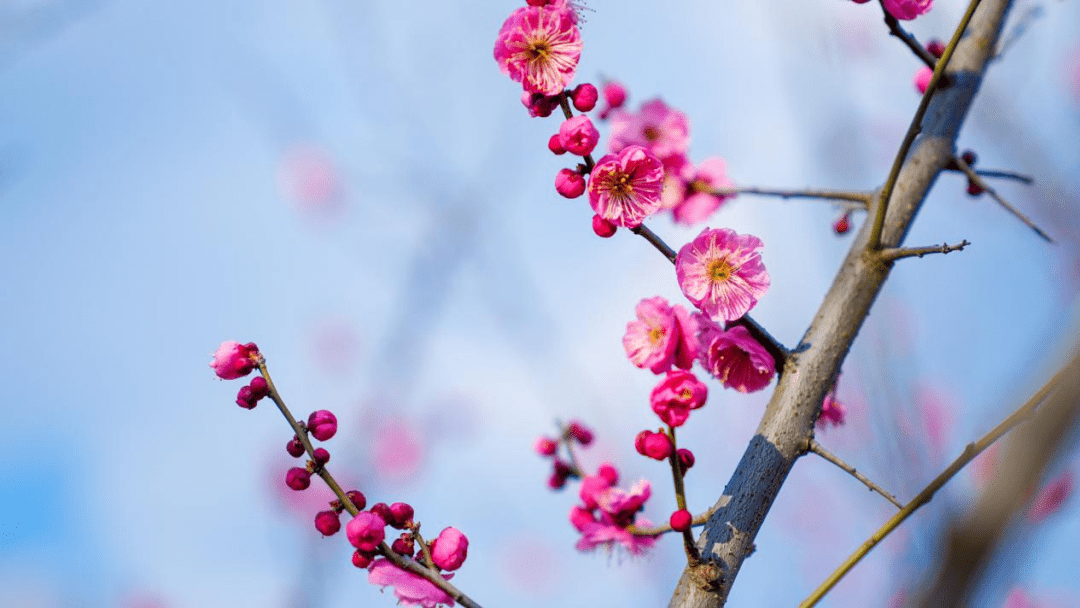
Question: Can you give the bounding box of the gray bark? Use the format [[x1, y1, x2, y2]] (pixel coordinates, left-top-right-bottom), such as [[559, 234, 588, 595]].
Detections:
[[667, 1, 1015, 605]]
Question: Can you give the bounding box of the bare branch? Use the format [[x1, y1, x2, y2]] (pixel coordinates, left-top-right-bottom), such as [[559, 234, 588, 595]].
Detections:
[[952, 154, 1052, 242], [704, 185, 872, 208], [802, 351, 1079, 608], [808, 440, 903, 509], [881, 8, 939, 69], [879, 240, 970, 262]]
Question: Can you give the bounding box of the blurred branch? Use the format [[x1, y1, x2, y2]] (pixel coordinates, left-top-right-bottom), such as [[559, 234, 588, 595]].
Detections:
[[881, 7, 939, 70], [801, 353, 1077, 608], [808, 440, 903, 508], [667, 1, 1015, 605], [879, 240, 970, 262], [952, 154, 1052, 242], [908, 348, 1080, 608]]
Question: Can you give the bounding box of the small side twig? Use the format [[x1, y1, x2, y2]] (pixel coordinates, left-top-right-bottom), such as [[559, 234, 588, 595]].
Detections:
[[808, 440, 903, 509], [800, 357, 1075, 608], [879, 239, 970, 263], [952, 154, 1052, 242], [704, 185, 872, 208], [882, 9, 939, 70]]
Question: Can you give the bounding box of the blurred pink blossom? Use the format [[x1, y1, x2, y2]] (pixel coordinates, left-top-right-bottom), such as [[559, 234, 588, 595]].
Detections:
[[671, 158, 736, 226], [277, 145, 346, 219], [883, 0, 932, 20], [368, 559, 454, 608], [608, 98, 690, 170], [622, 296, 699, 374], [1029, 469, 1073, 523]]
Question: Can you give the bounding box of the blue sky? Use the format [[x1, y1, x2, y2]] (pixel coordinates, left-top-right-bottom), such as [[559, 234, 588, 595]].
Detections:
[[1, 1, 1079, 606]]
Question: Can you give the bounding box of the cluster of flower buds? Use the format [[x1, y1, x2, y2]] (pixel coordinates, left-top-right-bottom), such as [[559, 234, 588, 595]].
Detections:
[[913, 39, 946, 95], [212, 339, 471, 607], [570, 464, 657, 554], [535, 419, 594, 489]]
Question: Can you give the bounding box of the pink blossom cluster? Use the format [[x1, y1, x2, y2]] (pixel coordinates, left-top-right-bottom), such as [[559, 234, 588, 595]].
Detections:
[[534, 420, 594, 489], [604, 91, 736, 225], [570, 464, 657, 554], [212, 341, 469, 607]]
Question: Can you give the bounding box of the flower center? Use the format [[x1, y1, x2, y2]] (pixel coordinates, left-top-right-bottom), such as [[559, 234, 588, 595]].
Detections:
[[527, 40, 551, 61], [679, 388, 693, 400], [707, 258, 733, 283], [609, 172, 634, 197], [648, 326, 664, 344], [643, 126, 660, 141]]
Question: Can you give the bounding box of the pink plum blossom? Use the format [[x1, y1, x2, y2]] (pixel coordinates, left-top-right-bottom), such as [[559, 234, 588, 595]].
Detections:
[[346, 512, 387, 552], [676, 227, 770, 322], [671, 158, 736, 225], [1029, 470, 1073, 523], [817, 390, 847, 428], [534, 436, 557, 456], [494, 5, 582, 96], [430, 527, 469, 571], [883, 0, 932, 20], [649, 370, 708, 427], [571, 468, 656, 555], [210, 341, 259, 380], [608, 98, 690, 170], [368, 559, 455, 608], [558, 115, 599, 156], [622, 296, 700, 374], [555, 168, 586, 198], [588, 145, 665, 228], [696, 318, 775, 393], [914, 66, 933, 94]]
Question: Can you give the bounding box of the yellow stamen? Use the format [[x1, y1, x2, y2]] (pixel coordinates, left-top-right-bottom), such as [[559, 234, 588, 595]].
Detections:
[[707, 258, 733, 283]]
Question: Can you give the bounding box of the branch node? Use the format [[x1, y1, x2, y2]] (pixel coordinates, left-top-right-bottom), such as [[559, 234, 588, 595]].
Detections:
[[879, 239, 971, 263]]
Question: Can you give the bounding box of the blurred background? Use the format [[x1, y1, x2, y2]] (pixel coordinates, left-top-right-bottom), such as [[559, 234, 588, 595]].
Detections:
[[1, 0, 1079, 606]]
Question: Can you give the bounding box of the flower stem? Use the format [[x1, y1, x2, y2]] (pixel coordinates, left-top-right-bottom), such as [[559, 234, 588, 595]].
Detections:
[[807, 440, 902, 508]]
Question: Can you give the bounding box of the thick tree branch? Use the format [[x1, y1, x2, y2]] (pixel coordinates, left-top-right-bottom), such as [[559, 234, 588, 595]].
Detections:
[[667, 1, 1015, 605]]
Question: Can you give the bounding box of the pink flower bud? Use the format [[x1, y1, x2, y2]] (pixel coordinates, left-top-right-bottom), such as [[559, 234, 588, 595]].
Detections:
[[307, 410, 338, 442], [558, 115, 599, 156], [286, 436, 305, 458], [547, 471, 568, 489], [430, 527, 469, 571], [833, 213, 851, 235], [602, 81, 627, 109], [388, 502, 414, 529], [567, 420, 593, 445], [534, 436, 558, 457], [670, 509, 692, 532], [521, 91, 557, 118], [592, 214, 617, 238], [961, 150, 977, 166], [236, 386, 257, 409], [548, 134, 566, 155], [391, 534, 416, 557], [369, 502, 393, 523], [967, 180, 984, 196], [677, 448, 695, 472], [926, 39, 945, 58], [641, 431, 673, 461], [346, 489, 367, 511], [571, 83, 599, 112], [315, 510, 341, 536], [249, 376, 270, 399], [285, 467, 311, 491], [346, 512, 386, 552], [634, 430, 650, 456], [352, 550, 374, 568], [210, 341, 259, 380], [555, 168, 586, 199], [598, 463, 619, 486], [914, 66, 933, 94], [312, 448, 330, 466]]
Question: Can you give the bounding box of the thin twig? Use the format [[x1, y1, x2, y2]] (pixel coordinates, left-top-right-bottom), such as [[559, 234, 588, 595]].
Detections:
[[631, 224, 678, 263], [882, 8, 939, 70], [952, 154, 1052, 242], [969, 168, 1033, 184], [667, 425, 702, 563], [800, 360, 1075, 608], [808, 440, 903, 509], [868, 0, 984, 250], [879, 239, 971, 262], [414, 526, 438, 571], [629, 508, 716, 537], [704, 186, 872, 207], [257, 360, 485, 608]]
